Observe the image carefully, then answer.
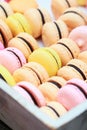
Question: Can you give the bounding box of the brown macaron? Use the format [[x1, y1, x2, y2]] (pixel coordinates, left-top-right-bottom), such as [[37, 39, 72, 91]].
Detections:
[[42, 19, 69, 46]]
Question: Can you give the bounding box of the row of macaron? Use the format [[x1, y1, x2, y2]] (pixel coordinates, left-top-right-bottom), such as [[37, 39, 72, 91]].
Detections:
[[1, 1, 87, 48], [0, 61, 87, 120]]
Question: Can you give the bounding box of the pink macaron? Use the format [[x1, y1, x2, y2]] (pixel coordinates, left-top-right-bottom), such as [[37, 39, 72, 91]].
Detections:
[[13, 81, 46, 107], [0, 41, 4, 50], [0, 47, 26, 74], [57, 78, 87, 110], [68, 25, 87, 51]]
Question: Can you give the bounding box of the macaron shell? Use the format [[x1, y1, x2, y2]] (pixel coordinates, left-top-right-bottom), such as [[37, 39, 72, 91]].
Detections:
[[29, 47, 61, 77], [9, 0, 38, 13], [78, 51, 87, 64], [59, 7, 87, 31], [16, 81, 46, 107], [0, 64, 16, 86], [0, 41, 4, 50], [24, 8, 52, 38], [51, 0, 78, 19], [68, 26, 87, 51], [42, 19, 69, 46], [0, 19, 13, 47]]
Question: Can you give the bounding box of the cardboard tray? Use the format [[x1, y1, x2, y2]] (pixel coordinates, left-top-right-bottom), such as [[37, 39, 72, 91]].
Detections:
[[0, 79, 87, 130]]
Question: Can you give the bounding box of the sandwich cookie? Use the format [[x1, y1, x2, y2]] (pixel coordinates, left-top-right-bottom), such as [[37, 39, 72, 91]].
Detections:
[[0, 41, 4, 50], [24, 8, 52, 38], [77, 0, 87, 6], [13, 62, 49, 87], [57, 59, 87, 81], [78, 51, 87, 64], [40, 101, 67, 119], [51, 0, 78, 19], [0, 47, 26, 74], [42, 19, 69, 46], [57, 78, 87, 110], [0, 64, 16, 86], [50, 38, 80, 66], [9, 0, 38, 13], [0, 1, 13, 20], [0, 19, 13, 47], [28, 47, 62, 77], [59, 7, 87, 31], [38, 76, 66, 103], [8, 32, 39, 61], [6, 13, 32, 37], [13, 81, 46, 107], [68, 26, 87, 51]]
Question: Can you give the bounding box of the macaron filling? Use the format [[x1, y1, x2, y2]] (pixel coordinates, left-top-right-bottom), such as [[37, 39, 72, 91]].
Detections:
[[7, 49, 22, 67], [37, 9, 45, 24], [0, 74, 7, 82], [47, 105, 60, 117], [0, 4, 8, 17], [65, 0, 71, 7], [48, 80, 62, 89], [0, 29, 6, 47], [53, 22, 62, 39], [63, 11, 86, 24], [17, 36, 34, 52], [67, 64, 86, 80], [58, 42, 74, 58]]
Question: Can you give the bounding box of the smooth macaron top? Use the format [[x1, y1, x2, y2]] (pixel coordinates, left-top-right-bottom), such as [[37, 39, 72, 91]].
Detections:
[[28, 47, 62, 77]]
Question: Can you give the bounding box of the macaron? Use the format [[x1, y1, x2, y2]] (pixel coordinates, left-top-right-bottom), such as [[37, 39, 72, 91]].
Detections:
[[57, 78, 87, 110], [78, 51, 87, 64], [24, 8, 52, 38], [59, 7, 87, 31], [13, 62, 49, 87], [6, 13, 32, 37], [8, 32, 39, 61], [77, 0, 87, 6], [0, 47, 26, 74], [42, 19, 69, 46], [0, 41, 4, 50], [28, 47, 62, 77], [38, 76, 66, 103], [68, 26, 87, 51], [0, 1, 13, 20], [13, 81, 46, 107], [40, 101, 67, 119], [57, 59, 87, 81], [0, 19, 13, 47], [0, 64, 16, 86], [51, 0, 78, 19], [50, 38, 80, 66], [9, 0, 38, 13]]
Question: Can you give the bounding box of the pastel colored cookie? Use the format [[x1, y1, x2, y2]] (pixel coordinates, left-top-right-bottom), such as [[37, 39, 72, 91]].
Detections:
[[51, 0, 78, 19], [78, 51, 87, 64], [0, 64, 16, 86], [50, 38, 80, 66], [0, 1, 13, 20], [8, 32, 39, 61], [0, 41, 4, 50], [38, 76, 66, 103], [0, 47, 26, 74], [28, 47, 62, 77], [40, 101, 67, 119], [42, 19, 69, 46], [57, 78, 87, 110], [9, 0, 38, 13], [6, 13, 32, 37], [0, 19, 13, 47], [13, 62, 49, 87], [57, 59, 87, 81], [13, 81, 46, 107], [59, 7, 87, 31], [77, 0, 87, 6], [24, 8, 52, 38], [68, 26, 87, 51]]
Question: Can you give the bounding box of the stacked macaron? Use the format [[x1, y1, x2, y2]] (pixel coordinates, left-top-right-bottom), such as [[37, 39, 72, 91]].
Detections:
[[0, 47, 26, 74], [13, 62, 49, 87], [8, 32, 39, 61], [57, 78, 87, 110]]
